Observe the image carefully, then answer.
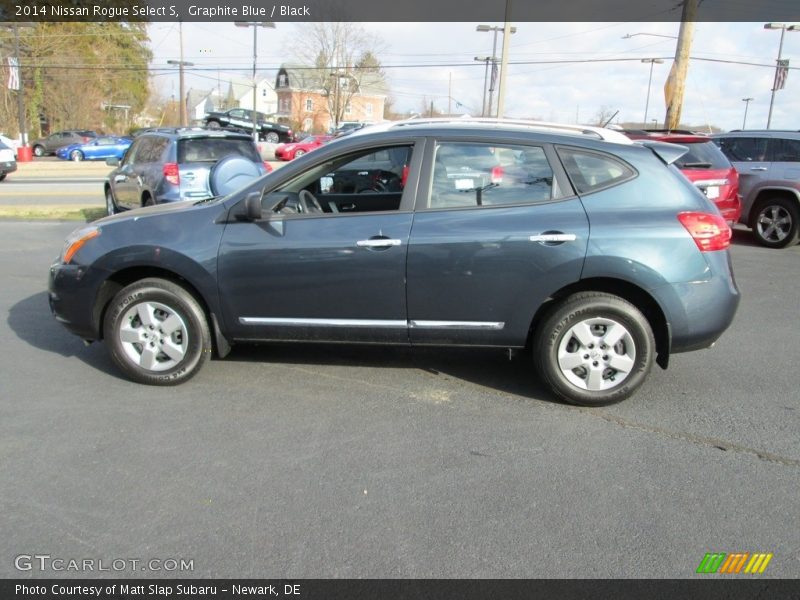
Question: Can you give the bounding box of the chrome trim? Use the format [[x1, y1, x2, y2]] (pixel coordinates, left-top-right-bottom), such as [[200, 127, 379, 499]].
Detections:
[[239, 317, 407, 328], [356, 239, 402, 247], [409, 320, 505, 330], [529, 233, 577, 242]]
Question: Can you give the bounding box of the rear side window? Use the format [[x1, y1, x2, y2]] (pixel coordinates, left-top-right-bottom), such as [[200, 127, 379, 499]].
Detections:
[[557, 147, 635, 194], [715, 137, 769, 162], [178, 138, 260, 163], [771, 138, 800, 162], [428, 142, 556, 209], [676, 141, 731, 170]]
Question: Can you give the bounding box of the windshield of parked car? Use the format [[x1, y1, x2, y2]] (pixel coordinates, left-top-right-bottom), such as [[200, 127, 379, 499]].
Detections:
[[675, 141, 730, 170], [178, 137, 261, 163]]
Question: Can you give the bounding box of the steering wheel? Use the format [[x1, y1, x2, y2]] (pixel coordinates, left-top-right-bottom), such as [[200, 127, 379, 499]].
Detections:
[[298, 189, 324, 214]]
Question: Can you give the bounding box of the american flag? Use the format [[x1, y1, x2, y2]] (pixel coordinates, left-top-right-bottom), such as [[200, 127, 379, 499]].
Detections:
[[7, 57, 19, 91], [772, 59, 789, 91]]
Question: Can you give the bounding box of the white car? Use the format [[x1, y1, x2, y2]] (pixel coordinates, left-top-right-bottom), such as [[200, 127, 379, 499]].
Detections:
[[0, 141, 17, 181], [0, 134, 19, 156]]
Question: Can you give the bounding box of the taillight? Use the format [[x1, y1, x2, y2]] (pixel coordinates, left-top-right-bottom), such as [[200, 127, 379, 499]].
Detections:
[[81, 136, 90, 143], [262, 161, 273, 173], [163, 162, 179, 186], [490, 166, 504, 184], [401, 165, 409, 189], [677, 212, 731, 252]]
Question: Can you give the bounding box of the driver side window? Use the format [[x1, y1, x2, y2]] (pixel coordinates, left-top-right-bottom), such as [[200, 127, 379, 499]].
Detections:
[[265, 144, 414, 216]]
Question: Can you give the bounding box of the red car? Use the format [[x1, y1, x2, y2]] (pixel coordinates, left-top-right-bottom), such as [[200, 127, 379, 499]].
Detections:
[[623, 130, 741, 224], [274, 135, 333, 161]]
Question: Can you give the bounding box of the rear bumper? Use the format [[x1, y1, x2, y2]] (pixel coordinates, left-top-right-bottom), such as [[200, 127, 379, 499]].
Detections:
[[1, 161, 17, 174]]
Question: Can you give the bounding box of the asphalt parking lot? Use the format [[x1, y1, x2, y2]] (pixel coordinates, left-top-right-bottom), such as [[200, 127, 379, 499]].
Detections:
[[1, 220, 798, 578]]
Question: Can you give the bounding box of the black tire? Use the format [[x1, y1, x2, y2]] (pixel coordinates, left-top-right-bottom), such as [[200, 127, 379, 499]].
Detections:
[[33, 145, 45, 157], [265, 132, 280, 144], [105, 187, 117, 216], [206, 120, 221, 129], [0, 173, 6, 182], [142, 194, 154, 207], [533, 292, 655, 406], [751, 196, 799, 248], [104, 278, 211, 385], [70, 150, 83, 162], [294, 149, 306, 158]]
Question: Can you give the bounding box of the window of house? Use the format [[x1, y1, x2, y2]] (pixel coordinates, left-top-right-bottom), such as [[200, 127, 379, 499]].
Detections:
[[345, 103, 352, 115], [278, 74, 288, 88], [365, 104, 373, 117], [428, 142, 556, 209], [305, 98, 313, 112]]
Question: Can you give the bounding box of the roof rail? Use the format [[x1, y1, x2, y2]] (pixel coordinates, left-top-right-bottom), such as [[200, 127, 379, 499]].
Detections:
[[389, 117, 632, 144]]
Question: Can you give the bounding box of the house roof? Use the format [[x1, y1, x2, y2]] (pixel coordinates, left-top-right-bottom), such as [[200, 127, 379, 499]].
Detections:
[[277, 63, 388, 98], [186, 88, 213, 109]]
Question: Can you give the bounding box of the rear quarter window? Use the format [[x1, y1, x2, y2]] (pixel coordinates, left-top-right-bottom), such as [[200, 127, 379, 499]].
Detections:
[[557, 147, 636, 194]]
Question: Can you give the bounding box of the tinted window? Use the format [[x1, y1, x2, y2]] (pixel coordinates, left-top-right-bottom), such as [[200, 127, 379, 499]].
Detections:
[[557, 147, 636, 194], [429, 142, 555, 208], [716, 137, 769, 162], [136, 137, 169, 162], [675, 141, 731, 170], [771, 138, 800, 162], [177, 138, 260, 163]]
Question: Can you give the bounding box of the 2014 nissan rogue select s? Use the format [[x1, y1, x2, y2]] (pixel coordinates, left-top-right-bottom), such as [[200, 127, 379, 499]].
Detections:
[[49, 119, 740, 406]]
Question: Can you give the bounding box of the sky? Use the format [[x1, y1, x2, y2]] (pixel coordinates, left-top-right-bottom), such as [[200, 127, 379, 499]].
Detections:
[[147, 21, 800, 132]]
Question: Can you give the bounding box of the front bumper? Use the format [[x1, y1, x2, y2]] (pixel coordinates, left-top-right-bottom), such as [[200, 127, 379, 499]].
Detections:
[[48, 261, 105, 340], [1, 161, 17, 174]]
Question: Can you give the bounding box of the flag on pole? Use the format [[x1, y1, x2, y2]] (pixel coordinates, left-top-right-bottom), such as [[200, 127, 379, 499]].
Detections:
[[7, 57, 19, 91], [489, 61, 498, 92], [772, 59, 789, 91]]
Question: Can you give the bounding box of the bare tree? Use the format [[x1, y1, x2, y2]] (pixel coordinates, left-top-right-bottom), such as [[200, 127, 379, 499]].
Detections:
[[289, 23, 387, 127]]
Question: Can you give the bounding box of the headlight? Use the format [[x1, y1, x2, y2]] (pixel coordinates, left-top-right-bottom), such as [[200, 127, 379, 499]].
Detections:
[[61, 226, 100, 264]]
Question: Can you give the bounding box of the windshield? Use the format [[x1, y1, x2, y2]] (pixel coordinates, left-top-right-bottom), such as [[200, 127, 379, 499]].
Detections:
[[676, 141, 731, 170]]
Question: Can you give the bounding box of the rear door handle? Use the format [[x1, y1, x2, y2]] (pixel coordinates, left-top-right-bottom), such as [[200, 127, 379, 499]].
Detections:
[[356, 238, 402, 249], [750, 167, 768, 171]]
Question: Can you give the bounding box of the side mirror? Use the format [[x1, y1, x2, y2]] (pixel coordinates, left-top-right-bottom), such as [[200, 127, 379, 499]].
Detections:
[[244, 191, 262, 221], [106, 157, 120, 166]]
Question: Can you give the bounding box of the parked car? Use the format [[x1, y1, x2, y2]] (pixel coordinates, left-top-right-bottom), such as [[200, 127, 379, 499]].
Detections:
[[622, 130, 741, 225], [333, 121, 368, 137], [0, 133, 19, 157], [31, 130, 98, 157], [103, 128, 271, 215], [274, 135, 333, 161], [56, 136, 133, 162], [203, 108, 293, 143], [712, 130, 800, 248], [0, 141, 17, 181], [49, 119, 739, 406]]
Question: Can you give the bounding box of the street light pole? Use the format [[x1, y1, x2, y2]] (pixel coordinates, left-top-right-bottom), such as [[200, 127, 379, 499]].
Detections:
[[235, 21, 276, 141], [167, 59, 194, 127], [742, 97, 754, 129], [641, 58, 664, 127], [764, 23, 798, 129], [474, 56, 492, 116]]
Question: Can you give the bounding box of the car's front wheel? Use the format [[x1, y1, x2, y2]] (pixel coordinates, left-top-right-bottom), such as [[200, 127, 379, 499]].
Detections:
[[104, 278, 211, 385], [206, 120, 221, 129], [70, 150, 83, 162], [294, 149, 306, 158], [265, 132, 280, 144], [33, 145, 45, 157], [533, 292, 655, 406], [752, 197, 799, 248]]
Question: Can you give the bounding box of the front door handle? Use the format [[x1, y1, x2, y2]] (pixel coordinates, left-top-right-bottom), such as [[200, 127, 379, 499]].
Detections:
[[529, 233, 577, 244], [750, 167, 768, 171]]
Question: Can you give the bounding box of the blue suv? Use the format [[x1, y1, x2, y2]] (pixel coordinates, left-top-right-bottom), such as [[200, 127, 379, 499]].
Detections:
[[49, 119, 739, 406]]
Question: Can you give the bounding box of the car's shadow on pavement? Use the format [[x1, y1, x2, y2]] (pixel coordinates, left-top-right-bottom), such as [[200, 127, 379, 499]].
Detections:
[[7, 291, 123, 379], [224, 343, 560, 404]]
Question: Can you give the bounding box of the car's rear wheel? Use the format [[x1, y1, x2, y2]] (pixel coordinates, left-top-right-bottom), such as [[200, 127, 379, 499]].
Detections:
[[0, 173, 6, 182], [142, 193, 154, 207], [206, 120, 221, 129], [105, 188, 117, 215], [752, 197, 799, 248], [265, 132, 280, 144], [104, 278, 211, 385], [33, 145, 44, 157], [70, 150, 83, 162], [533, 292, 655, 406]]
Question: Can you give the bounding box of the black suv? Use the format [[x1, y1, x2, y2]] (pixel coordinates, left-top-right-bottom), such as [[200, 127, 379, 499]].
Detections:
[[104, 128, 269, 215], [203, 108, 293, 143], [51, 119, 739, 406]]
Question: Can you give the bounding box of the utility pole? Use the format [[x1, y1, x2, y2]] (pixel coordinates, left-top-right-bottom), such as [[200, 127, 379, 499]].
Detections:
[[13, 24, 27, 146], [448, 72, 452, 116], [664, 0, 698, 130]]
